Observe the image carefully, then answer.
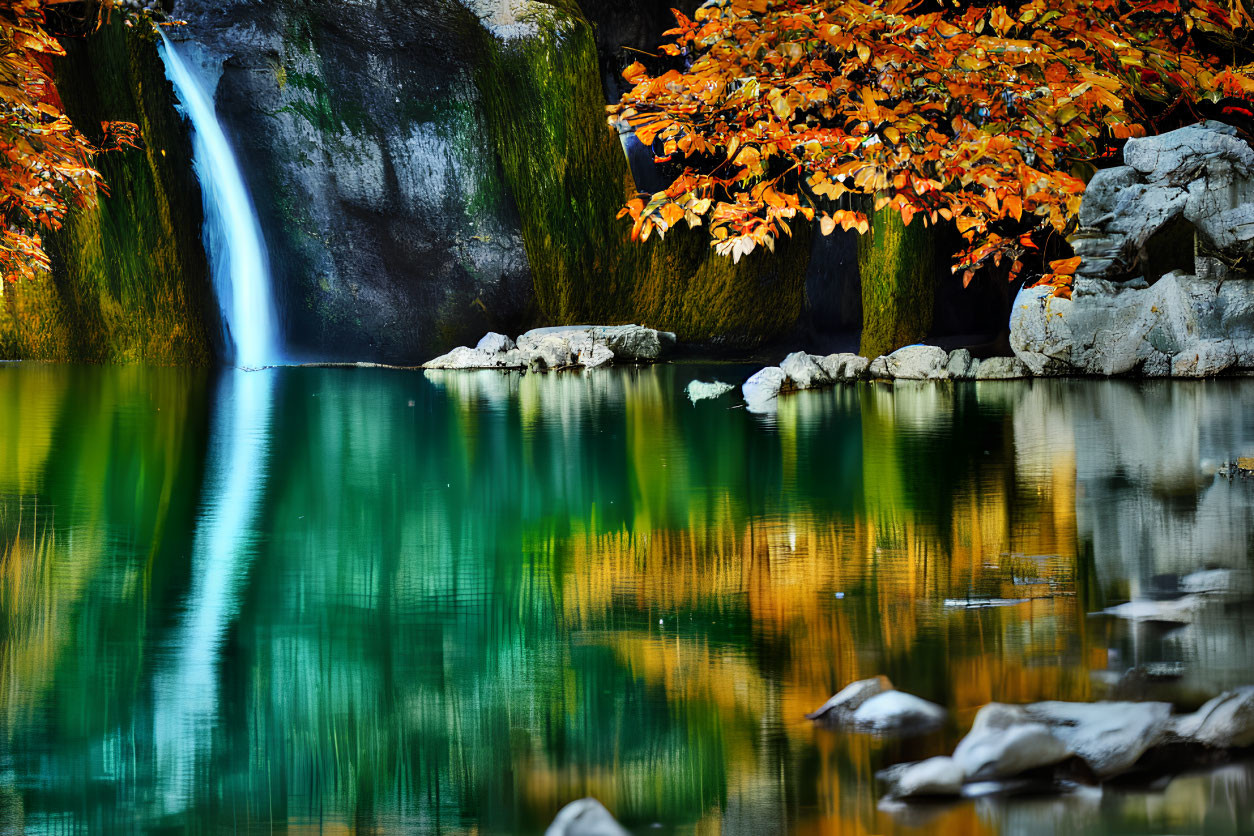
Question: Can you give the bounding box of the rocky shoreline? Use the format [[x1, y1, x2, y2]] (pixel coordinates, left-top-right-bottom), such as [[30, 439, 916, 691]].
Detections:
[[422, 325, 676, 372]]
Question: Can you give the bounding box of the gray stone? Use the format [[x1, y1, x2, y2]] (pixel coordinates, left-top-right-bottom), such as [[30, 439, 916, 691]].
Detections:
[[946, 349, 974, 379], [807, 676, 893, 721], [545, 798, 630, 836], [886, 345, 950, 380], [519, 325, 675, 362], [1101, 595, 1205, 624], [952, 704, 1072, 781], [686, 380, 735, 403], [742, 366, 787, 412], [577, 342, 614, 369], [523, 335, 574, 370], [879, 757, 965, 799], [820, 353, 870, 381], [843, 355, 870, 380], [475, 332, 516, 353], [1171, 686, 1254, 749], [422, 346, 497, 369], [974, 356, 1029, 380], [780, 351, 831, 389], [1181, 568, 1254, 596], [852, 690, 947, 733], [1024, 701, 1172, 778], [868, 356, 891, 379], [1012, 123, 1254, 379]]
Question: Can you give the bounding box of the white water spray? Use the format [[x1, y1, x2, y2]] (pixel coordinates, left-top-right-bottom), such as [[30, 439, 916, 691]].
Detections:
[[158, 33, 280, 368]]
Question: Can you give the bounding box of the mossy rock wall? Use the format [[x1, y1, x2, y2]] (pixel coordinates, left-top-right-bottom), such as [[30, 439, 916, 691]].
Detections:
[[857, 204, 935, 358], [0, 22, 217, 364], [476, 1, 811, 348]]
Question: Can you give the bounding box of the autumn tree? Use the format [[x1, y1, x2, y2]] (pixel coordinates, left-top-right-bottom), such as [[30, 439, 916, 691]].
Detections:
[[0, 0, 140, 286], [609, 0, 1254, 356]]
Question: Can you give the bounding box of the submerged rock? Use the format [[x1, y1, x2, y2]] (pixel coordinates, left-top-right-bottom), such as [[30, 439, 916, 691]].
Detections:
[[952, 704, 1072, 781], [807, 676, 893, 721], [1025, 700, 1172, 778], [545, 798, 630, 836], [686, 380, 735, 403], [742, 366, 788, 412], [1101, 595, 1205, 624], [852, 690, 947, 733], [879, 757, 965, 799], [808, 677, 944, 734], [1172, 687, 1254, 748]]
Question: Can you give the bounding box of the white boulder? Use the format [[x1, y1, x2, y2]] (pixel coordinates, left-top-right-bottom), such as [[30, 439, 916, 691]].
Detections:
[[880, 757, 965, 798], [475, 331, 516, 353], [686, 380, 735, 403], [780, 351, 831, 389], [1171, 686, 1254, 748], [951, 704, 1072, 781], [886, 345, 950, 379], [743, 366, 787, 412], [852, 690, 947, 733], [545, 798, 630, 836], [1024, 700, 1172, 778], [806, 675, 892, 721]]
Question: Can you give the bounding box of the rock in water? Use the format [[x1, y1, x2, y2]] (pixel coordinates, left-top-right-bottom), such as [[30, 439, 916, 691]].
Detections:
[[951, 704, 1072, 781], [518, 325, 675, 362], [973, 356, 1029, 379], [1024, 700, 1172, 778], [1101, 595, 1205, 624], [852, 690, 947, 733], [885, 345, 950, 379], [780, 352, 831, 389], [577, 342, 614, 369], [879, 757, 965, 798], [545, 798, 630, 836], [742, 366, 787, 412], [686, 380, 735, 403], [422, 346, 497, 369], [807, 676, 893, 721], [946, 349, 974, 379], [1172, 687, 1254, 748]]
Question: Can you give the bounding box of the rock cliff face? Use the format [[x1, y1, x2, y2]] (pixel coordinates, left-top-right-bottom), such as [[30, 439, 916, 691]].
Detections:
[[169, 0, 534, 363], [1011, 122, 1254, 377]]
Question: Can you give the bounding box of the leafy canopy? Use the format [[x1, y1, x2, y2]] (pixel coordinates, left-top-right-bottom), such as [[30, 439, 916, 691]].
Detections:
[[608, 0, 1254, 292], [1, 0, 140, 285]]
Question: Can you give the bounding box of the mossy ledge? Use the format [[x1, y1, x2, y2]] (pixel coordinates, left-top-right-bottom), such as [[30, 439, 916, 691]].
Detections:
[[0, 22, 217, 364], [474, 0, 811, 348], [857, 202, 935, 359]]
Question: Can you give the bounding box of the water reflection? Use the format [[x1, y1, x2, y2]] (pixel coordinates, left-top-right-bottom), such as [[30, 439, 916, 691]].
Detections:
[[152, 369, 276, 811], [0, 365, 1251, 833]]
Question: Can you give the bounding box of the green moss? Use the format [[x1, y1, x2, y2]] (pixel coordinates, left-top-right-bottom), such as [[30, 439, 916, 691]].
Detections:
[[0, 22, 217, 364], [474, 1, 810, 346], [857, 203, 934, 358]]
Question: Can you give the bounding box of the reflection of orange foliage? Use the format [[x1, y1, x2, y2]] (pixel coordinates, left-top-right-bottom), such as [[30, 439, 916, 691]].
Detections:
[[548, 426, 1087, 832]]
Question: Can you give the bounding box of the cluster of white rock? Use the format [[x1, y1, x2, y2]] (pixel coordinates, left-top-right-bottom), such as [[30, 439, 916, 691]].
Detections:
[[422, 325, 676, 372], [805, 675, 947, 735], [873, 686, 1254, 800], [742, 345, 1030, 411]]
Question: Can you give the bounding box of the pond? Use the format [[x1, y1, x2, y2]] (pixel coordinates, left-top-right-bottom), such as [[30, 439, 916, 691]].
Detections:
[[1, 362, 1252, 834]]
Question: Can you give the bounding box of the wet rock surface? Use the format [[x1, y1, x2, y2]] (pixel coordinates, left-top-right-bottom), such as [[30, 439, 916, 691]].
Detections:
[[807, 677, 945, 735], [423, 325, 675, 371]]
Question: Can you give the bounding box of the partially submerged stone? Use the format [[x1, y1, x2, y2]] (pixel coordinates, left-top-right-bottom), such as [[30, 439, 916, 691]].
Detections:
[[742, 366, 787, 412], [1101, 595, 1205, 624], [422, 346, 498, 369], [886, 345, 950, 380], [545, 798, 630, 836], [946, 348, 974, 379], [1171, 687, 1254, 749], [818, 352, 868, 381], [974, 356, 1029, 380], [518, 325, 675, 362], [1025, 700, 1172, 778], [951, 704, 1072, 781], [879, 756, 965, 799], [686, 380, 735, 403], [807, 675, 892, 721], [780, 351, 831, 389], [852, 690, 947, 733]]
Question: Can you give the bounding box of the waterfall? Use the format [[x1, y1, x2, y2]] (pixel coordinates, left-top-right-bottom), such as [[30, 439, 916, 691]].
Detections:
[[158, 33, 280, 368]]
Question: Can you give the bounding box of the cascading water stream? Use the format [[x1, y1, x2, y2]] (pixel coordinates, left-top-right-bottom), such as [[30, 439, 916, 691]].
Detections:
[[158, 33, 280, 368]]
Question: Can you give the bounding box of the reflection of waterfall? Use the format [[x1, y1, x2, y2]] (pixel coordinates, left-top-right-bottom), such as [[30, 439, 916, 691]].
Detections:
[[151, 369, 276, 809], [158, 34, 280, 368]]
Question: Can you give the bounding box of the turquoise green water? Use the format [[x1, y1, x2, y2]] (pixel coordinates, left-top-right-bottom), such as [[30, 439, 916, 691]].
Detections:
[[1, 363, 1253, 834]]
